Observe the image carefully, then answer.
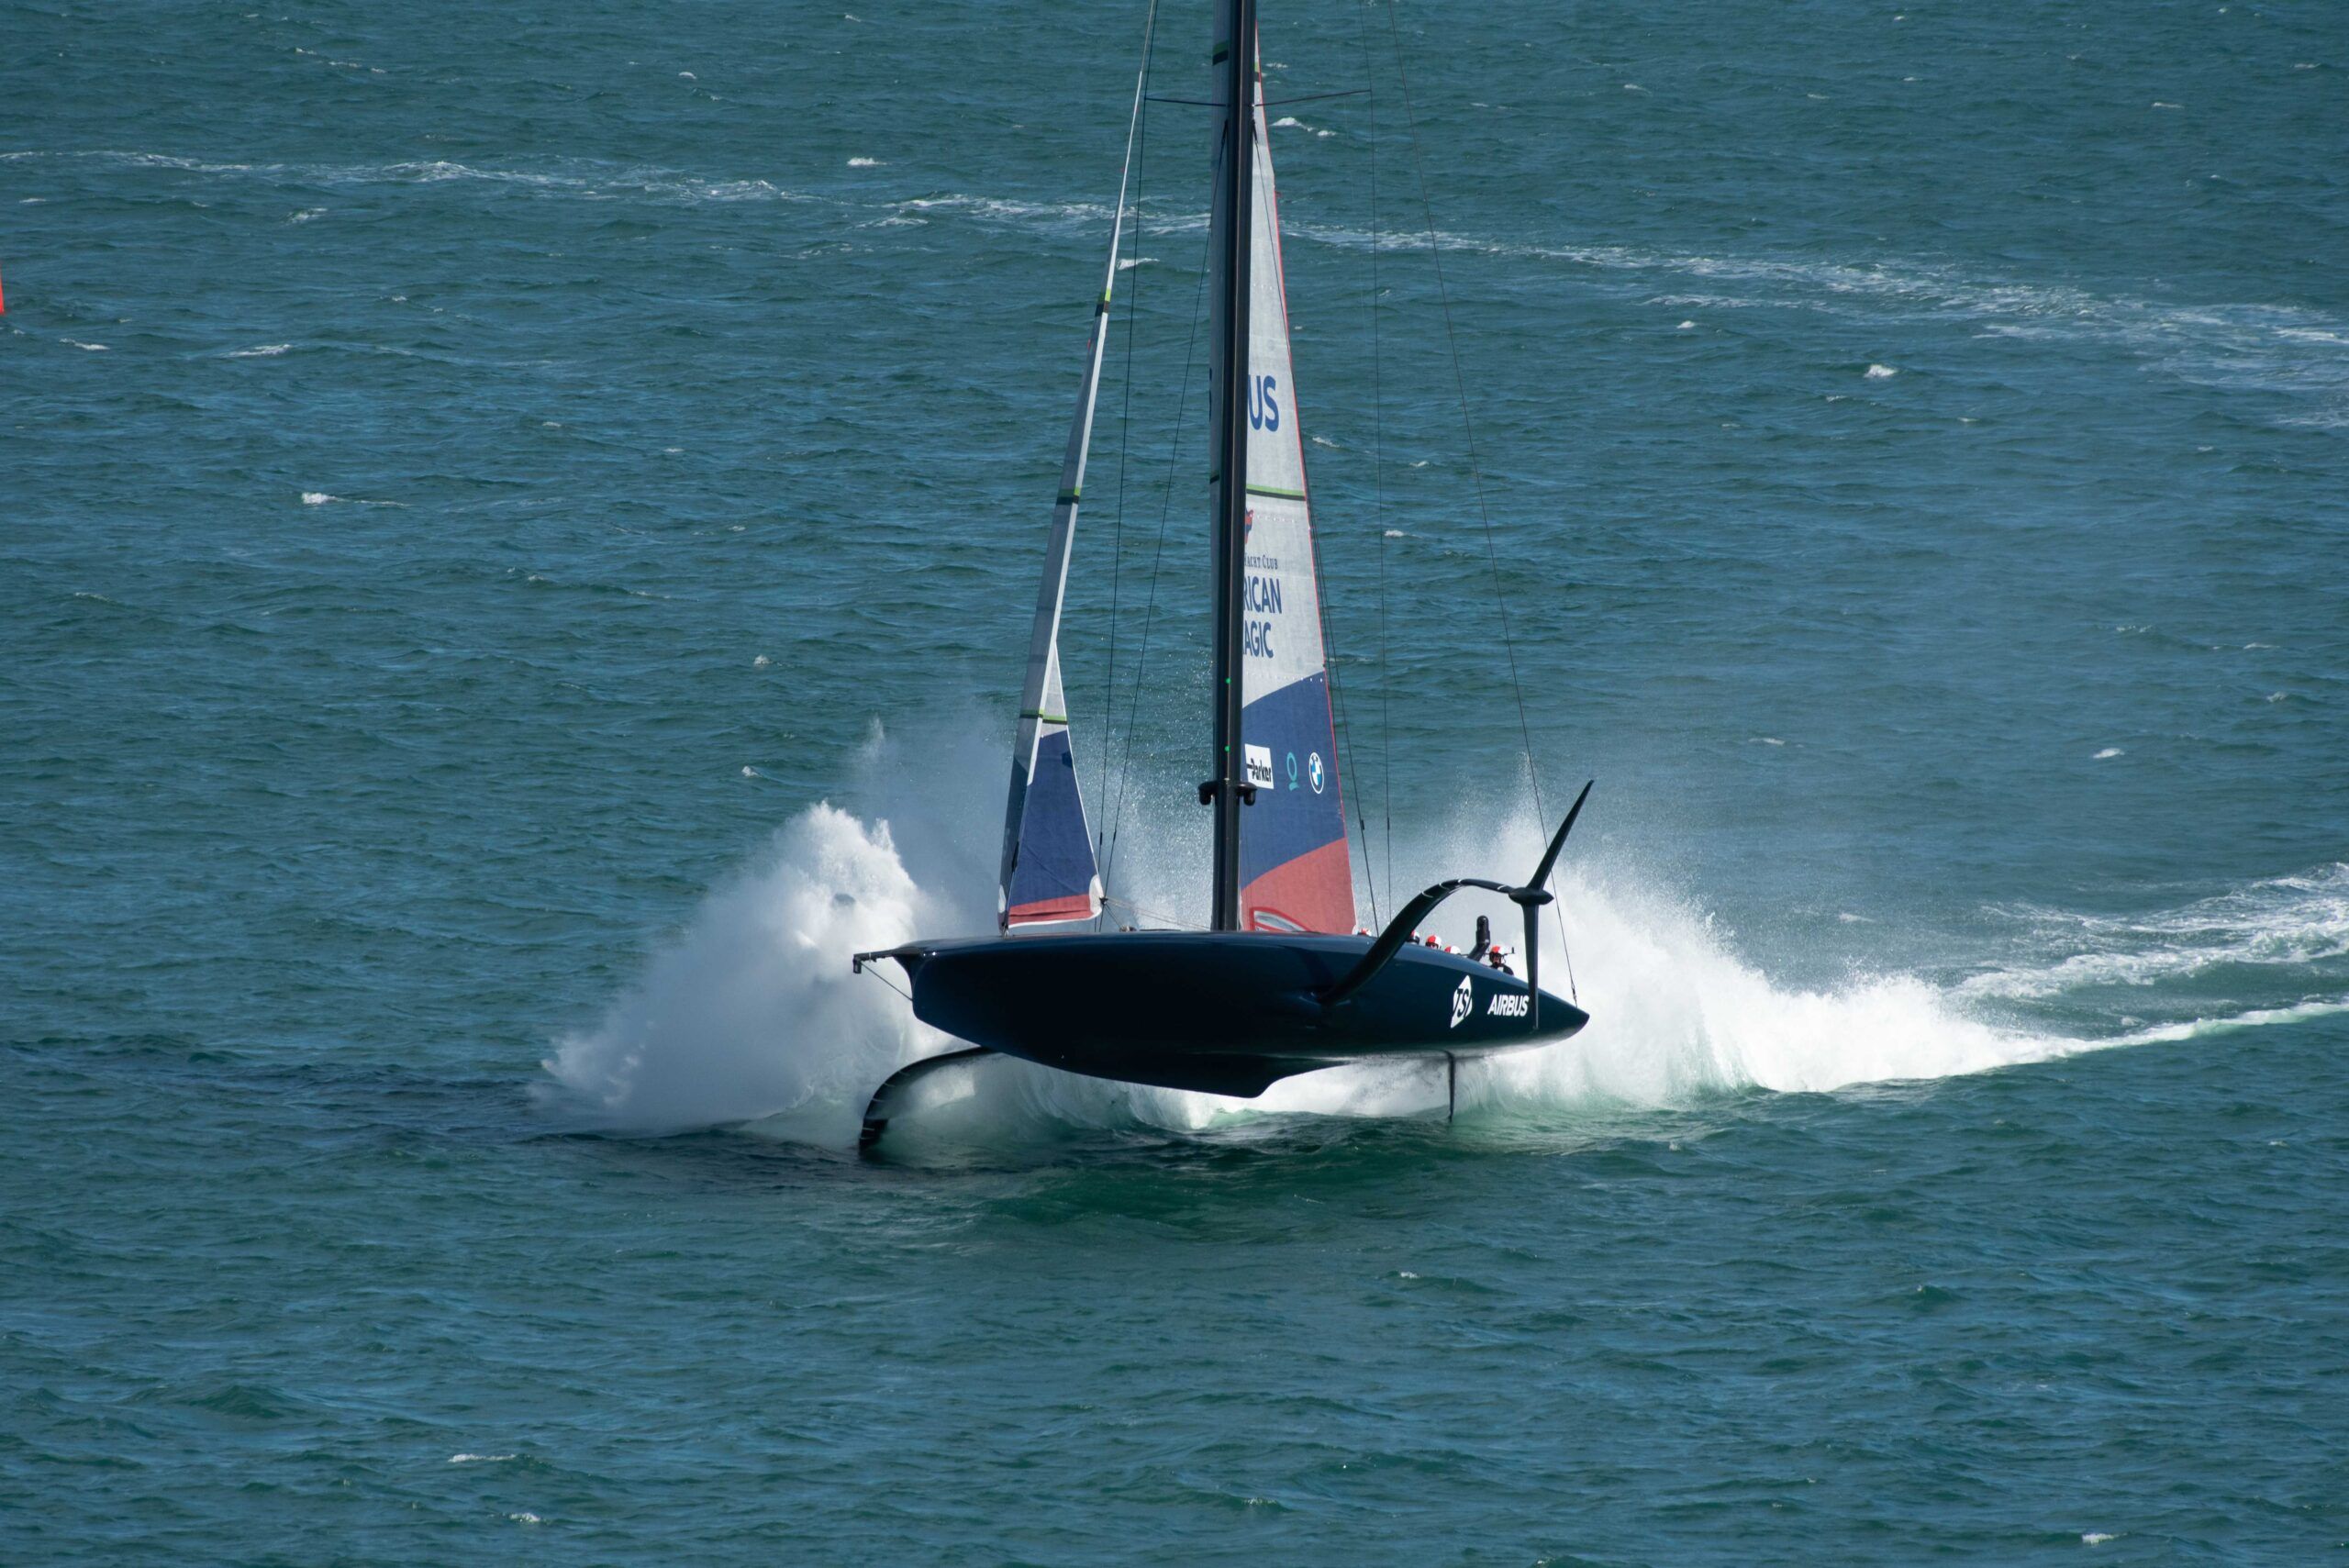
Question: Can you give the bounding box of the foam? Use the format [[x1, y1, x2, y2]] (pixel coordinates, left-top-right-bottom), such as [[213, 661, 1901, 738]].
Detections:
[[1959, 864, 2349, 1003], [2110, 998, 2349, 1048], [5, 149, 812, 208]]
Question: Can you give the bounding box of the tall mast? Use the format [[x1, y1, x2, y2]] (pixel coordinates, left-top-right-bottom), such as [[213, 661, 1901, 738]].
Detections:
[[1206, 0, 1256, 932]]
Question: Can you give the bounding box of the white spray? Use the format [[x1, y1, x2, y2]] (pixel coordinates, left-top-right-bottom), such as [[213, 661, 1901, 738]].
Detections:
[[539, 781, 2347, 1149]]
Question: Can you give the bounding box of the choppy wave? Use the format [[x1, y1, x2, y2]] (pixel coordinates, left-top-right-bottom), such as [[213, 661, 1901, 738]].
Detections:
[[28, 142, 2339, 422]]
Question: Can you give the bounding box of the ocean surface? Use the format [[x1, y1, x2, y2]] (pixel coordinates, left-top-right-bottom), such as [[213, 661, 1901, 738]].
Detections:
[[6, 0, 2347, 1561]]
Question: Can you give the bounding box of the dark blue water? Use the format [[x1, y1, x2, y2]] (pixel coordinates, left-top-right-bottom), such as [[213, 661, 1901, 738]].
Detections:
[[6, 1, 2346, 1561]]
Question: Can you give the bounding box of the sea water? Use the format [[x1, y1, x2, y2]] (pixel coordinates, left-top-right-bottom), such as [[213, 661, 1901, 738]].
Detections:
[[5, 1, 2346, 1561]]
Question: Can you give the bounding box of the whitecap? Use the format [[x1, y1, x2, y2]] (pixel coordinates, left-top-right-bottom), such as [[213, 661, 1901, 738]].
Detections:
[[2083, 1533, 2118, 1545], [228, 342, 291, 358], [1676, 319, 1695, 329], [2094, 747, 2122, 759], [1865, 362, 1898, 378], [753, 654, 772, 668], [289, 207, 325, 223], [302, 491, 404, 507], [1118, 256, 1156, 271], [847, 157, 884, 168], [64, 339, 109, 351], [449, 1453, 515, 1464]]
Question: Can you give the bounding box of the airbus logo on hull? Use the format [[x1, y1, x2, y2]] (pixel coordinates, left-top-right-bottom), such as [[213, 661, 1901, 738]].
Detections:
[[1487, 993, 1529, 1018]]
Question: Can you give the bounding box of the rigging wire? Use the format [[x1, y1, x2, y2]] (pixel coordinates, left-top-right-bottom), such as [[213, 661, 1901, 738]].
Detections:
[[1381, 0, 1575, 998], [1274, 117, 1380, 930], [1101, 216, 1216, 907], [1356, 0, 1396, 923], [1297, 359, 1378, 929], [1099, 0, 1162, 876]]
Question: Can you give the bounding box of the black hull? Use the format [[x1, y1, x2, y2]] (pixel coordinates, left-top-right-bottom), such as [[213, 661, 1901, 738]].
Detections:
[[885, 930, 1587, 1098]]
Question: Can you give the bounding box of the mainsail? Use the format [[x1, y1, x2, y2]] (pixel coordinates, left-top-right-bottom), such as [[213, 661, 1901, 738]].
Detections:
[[999, 41, 1153, 929], [1211, 39, 1357, 936]]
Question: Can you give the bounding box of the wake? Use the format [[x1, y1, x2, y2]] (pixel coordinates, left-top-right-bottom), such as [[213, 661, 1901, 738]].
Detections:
[[537, 803, 2347, 1150]]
